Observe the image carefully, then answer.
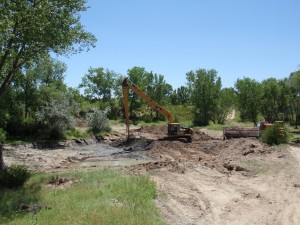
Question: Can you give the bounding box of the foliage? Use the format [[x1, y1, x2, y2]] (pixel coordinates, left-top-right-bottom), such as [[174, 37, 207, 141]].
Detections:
[[125, 67, 173, 122], [86, 108, 111, 134], [0, 0, 96, 95], [260, 78, 285, 123], [0, 165, 31, 188], [289, 71, 300, 128], [147, 73, 173, 120], [260, 123, 288, 145], [0, 128, 6, 144], [36, 96, 77, 139], [187, 69, 222, 126], [171, 86, 191, 105], [212, 87, 236, 124], [235, 77, 262, 126], [126, 67, 154, 119], [79, 67, 118, 101]]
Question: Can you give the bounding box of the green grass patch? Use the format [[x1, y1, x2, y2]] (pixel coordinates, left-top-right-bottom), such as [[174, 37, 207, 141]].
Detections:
[[0, 170, 164, 225]]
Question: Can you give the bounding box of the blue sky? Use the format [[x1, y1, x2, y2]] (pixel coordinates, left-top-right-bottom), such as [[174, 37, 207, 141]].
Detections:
[[58, 0, 300, 89]]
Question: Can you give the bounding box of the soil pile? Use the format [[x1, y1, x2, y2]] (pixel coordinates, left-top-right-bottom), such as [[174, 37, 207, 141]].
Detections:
[[120, 126, 275, 175]]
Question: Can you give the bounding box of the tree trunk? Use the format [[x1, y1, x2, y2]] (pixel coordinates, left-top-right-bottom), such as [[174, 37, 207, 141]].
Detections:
[[0, 144, 5, 170]]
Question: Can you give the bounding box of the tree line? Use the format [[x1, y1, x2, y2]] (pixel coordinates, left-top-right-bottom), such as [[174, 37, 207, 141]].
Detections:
[[1, 55, 300, 140]]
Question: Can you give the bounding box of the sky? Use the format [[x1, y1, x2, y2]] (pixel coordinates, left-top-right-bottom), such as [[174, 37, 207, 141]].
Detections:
[[58, 0, 300, 89]]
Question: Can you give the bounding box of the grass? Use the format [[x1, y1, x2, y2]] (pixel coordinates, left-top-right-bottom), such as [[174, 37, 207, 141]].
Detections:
[[0, 170, 164, 225]]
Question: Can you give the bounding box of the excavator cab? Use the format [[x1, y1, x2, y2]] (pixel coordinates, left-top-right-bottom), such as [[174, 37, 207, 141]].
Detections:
[[168, 123, 193, 142], [168, 123, 180, 135]]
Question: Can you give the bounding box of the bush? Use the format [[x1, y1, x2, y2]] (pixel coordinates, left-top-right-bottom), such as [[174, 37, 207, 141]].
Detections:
[[36, 97, 76, 139], [260, 123, 288, 145], [0, 165, 31, 188], [86, 108, 111, 134]]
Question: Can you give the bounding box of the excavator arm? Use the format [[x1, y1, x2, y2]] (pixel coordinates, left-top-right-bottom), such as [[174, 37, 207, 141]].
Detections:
[[122, 78, 174, 137]]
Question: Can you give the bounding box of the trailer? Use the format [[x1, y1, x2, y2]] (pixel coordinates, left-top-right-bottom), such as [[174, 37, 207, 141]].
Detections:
[[223, 126, 260, 140]]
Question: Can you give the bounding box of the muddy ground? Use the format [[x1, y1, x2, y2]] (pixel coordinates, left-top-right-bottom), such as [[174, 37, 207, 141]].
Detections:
[[3, 125, 300, 225]]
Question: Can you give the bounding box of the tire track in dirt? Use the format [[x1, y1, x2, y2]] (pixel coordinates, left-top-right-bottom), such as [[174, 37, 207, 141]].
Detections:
[[151, 145, 300, 225]]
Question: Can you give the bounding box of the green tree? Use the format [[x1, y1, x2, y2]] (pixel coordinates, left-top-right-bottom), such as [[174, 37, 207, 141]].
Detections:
[[260, 78, 282, 122], [187, 69, 222, 126], [289, 71, 300, 128], [0, 0, 96, 95], [278, 78, 292, 122], [0, 56, 68, 137], [235, 77, 262, 126], [147, 73, 173, 120], [0, 0, 96, 170], [171, 86, 191, 105], [79, 67, 118, 102], [212, 87, 236, 124], [126, 67, 153, 119]]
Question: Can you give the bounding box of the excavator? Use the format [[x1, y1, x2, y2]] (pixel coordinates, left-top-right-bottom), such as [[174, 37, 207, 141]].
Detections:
[[122, 78, 193, 142]]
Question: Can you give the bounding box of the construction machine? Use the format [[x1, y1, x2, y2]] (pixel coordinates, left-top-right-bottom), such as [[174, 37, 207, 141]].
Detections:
[[223, 116, 285, 140], [122, 78, 193, 142]]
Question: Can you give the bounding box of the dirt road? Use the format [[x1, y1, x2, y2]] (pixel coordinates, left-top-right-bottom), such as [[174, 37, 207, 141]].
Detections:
[[151, 145, 300, 225], [3, 125, 300, 224]]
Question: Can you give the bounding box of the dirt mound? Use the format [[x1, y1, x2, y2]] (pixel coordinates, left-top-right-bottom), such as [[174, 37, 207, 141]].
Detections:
[[110, 125, 274, 175], [137, 125, 167, 136], [142, 137, 273, 175], [192, 129, 216, 141], [110, 136, 155, 152]]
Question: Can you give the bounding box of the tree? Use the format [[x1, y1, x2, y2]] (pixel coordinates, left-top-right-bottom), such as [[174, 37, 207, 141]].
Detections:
[[126, 67, 153, 119], [0, 0, 96, 169], [19, 55, 67, 117], [79, 67, 118, 102], [260, 78, 282, 122], [147, 73, 173, 120], [278, 78, 292, 122], [235, 77, 262, 126], [171, 86, 191, 105], [187, 69, 222, 126], [212, 87, 236, 124], [289, 71, 300, 128], [177, 86, 191, 105], [0, 0, 96, 95]]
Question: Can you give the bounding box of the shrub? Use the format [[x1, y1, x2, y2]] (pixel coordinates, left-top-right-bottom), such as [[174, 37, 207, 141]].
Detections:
[[86, 108, 111, 134], [260, 123, 288, 145], [0, 165, 31, 188], [36, 97, 76, 139]]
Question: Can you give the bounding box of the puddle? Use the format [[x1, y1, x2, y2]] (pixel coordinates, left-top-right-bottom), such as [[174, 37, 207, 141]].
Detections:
[[69, 143, 154, 168], [79, 158, 153, 168]]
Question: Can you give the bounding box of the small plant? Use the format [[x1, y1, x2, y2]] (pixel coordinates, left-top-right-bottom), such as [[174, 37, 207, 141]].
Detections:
[[0, 165, 31, 188], [86, 108, 111, 134], [260, 123, 288, 145]]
